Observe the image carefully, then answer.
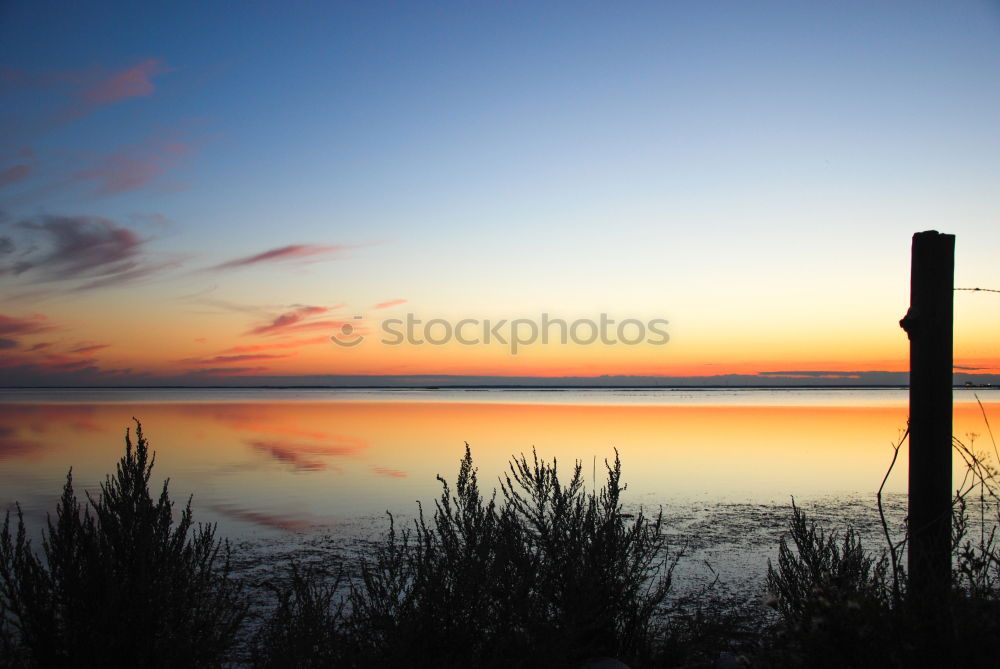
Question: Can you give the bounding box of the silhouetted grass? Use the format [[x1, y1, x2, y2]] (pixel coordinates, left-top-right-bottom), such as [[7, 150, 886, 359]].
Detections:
[[0, 421, 247, 668]]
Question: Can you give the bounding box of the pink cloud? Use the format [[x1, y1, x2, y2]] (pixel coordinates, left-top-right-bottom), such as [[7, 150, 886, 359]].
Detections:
[[0, 313, 57, 337], [75, 139, 194, 196], [80, 59, 169, 106], [247, 305, 331, 336], [0, 164, 31, 187], [374, 298, 407, 310], [210, 244, 351, 271], [69, 343, 109, 354]]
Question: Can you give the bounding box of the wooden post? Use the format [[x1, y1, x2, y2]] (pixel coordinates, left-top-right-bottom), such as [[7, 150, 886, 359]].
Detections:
[[899, 230, 954, 604]]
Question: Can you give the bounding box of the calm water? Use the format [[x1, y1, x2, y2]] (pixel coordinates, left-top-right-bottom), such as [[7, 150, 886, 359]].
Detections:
[[4, 386, 997, 600], [2, 387, 996, 540]]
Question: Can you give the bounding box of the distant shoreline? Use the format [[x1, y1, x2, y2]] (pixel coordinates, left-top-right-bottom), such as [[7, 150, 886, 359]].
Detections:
[[1, 384, 995, 391]]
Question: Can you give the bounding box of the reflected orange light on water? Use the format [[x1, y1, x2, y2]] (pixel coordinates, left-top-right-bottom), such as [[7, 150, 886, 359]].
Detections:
[[2, 399, 998, 536]]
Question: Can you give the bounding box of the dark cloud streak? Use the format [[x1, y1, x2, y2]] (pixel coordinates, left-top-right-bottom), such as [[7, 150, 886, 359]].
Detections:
[[0, 215, 175, 290]]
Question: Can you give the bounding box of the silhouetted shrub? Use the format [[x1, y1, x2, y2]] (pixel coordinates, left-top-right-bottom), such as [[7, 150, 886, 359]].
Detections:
[[255, 445, 675, 668], [250, 564, 345, 668], [763, 502, 894, 667], [0, 421, 247, 668]]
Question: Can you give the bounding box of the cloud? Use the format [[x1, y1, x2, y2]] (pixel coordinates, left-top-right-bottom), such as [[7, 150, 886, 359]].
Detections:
[[80, 59, 169, 107], [182, 353, 292, 365], [374, 298, 407, 310], [187, 366, 272, 376], [69, 343, 109, 354], [222, 336, 328, 354], [209, 244, 351, 271], [38, 354, 100, 373], [74, 139, 193, 196], [0, 313, 57, 336], [757, 370, 866, 378], [0, 164, 31, 187], [0, 338, 17, 349], [1, 60, 173, 137], [0, 215, 174, 289], [247, 305, 336, 336], [0, 351, 135, 384]]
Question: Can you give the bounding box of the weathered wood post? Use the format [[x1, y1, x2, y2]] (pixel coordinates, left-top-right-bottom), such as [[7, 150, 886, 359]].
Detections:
[[899, 230, 954, 603]]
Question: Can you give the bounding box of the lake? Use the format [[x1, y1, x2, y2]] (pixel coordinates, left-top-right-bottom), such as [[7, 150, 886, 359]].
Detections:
[[2, 387, 997, 600]]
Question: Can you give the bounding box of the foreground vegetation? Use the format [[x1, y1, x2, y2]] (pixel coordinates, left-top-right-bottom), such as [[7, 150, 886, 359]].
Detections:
[[2, 421, 1000, 667]]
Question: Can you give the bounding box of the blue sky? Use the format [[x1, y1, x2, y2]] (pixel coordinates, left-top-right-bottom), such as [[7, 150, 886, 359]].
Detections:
[[1, 1, 999, 383]]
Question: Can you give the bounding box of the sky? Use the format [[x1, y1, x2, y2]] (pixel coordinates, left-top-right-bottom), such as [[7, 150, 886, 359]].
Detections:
[[1, 0, 999, 386]]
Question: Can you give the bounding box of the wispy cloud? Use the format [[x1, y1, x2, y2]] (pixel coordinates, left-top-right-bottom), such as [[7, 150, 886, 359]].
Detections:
[[186, 366, 272, 377], [181, 353, 292, 365], [1, 60, 173, 137], [0, 313, 57, 337], [69, 343, 109, 354], [0, 164, 31, 188], [74, 139, 193, 196], [209, 244, 352, 271], [0, 215, 176, 290], [247, 305, 342, 336], [374, 298, 407, 310], [79, 59, 170, 107]]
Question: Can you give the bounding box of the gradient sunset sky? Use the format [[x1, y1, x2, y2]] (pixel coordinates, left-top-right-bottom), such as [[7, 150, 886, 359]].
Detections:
[[1, 1, 998, 385]]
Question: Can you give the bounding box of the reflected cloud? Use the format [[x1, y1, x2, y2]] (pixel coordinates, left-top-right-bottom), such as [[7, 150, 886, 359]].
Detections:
[[208, 503, 314, 532], [0, 426, 45, 460], [246, 436, 366, 471], [371, 465, 407, 478], [0, 404, 103, 435]]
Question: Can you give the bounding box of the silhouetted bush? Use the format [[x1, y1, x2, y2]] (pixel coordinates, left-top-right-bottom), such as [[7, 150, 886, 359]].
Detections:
[[0, 421, 247, 668], [763, 502, 895, 667], [254, 445, 675, 668], [249, 564, 345, 668], [762, 498, 1000, 668]]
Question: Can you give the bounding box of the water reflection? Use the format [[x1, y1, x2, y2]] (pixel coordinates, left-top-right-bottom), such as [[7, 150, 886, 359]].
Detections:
[[0, 391, 996, 539]]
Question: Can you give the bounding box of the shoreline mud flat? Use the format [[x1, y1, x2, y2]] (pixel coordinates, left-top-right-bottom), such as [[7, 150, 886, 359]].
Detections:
[[228, 492, 913, 625]]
